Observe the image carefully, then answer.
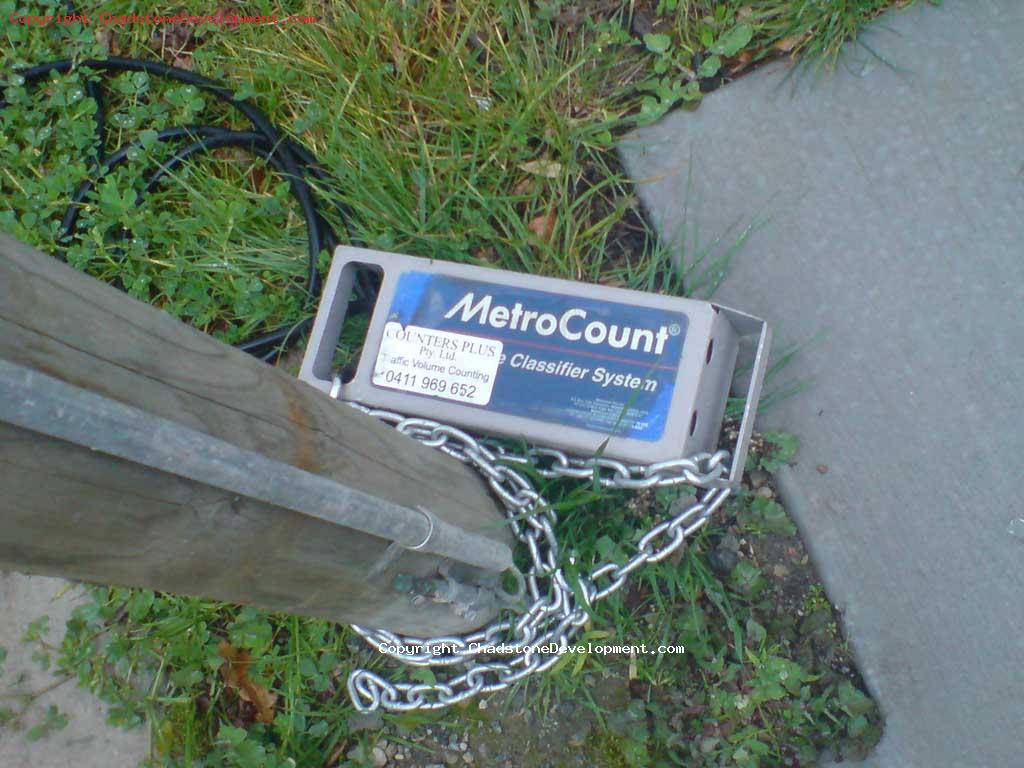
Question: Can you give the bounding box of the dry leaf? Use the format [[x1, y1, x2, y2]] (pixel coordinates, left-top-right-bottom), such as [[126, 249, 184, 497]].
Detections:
[[518, 159, 563, 179], [390, 36, 407, 73], [152, 16, 196, 68], [555, 6, 585, 26], [774, 34, 807, 53], [472, 246, 496, 262], [726, 50, 755, 76], [171, 54, 195, 71], [94, 28, 120, 56], [213, 147, 266, 188], [513, 176, 534, 196], [153, 20, 192, 52], [527, 212, 556, 243], [218, 641, 277, 724]]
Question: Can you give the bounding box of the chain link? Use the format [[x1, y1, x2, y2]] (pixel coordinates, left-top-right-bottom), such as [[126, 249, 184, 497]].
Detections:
[[341, 399, 731, 712]]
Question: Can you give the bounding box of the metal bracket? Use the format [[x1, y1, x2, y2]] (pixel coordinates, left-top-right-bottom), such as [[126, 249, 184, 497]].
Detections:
[[401, 561, 526, 622], [713, 306, 772, 487]]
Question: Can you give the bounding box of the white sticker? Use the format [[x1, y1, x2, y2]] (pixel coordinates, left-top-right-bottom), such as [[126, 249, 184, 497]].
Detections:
[[372, 322, 502, 406]]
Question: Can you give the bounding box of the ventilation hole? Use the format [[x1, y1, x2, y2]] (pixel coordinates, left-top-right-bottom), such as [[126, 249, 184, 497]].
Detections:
[[689, 411, 699, 436], [705, 338, 715, 364], [340, 360, 359, 384], [334, 265, 380, 385]]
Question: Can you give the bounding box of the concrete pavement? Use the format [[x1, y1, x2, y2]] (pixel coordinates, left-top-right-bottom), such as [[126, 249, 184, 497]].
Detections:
[[620, 1, 1024, 765], [0, 573, 149, 768]]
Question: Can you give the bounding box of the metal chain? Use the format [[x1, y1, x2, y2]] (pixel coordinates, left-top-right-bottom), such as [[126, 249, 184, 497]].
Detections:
[[341, 399, 731, 712]]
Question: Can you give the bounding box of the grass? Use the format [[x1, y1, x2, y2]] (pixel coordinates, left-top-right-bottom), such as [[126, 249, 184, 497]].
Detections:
[[1, 0, 911, 342], [0, 0, 904, 765]]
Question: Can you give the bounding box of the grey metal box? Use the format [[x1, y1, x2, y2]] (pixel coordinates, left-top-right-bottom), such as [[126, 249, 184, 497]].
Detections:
[[300, 246, 770, 485]]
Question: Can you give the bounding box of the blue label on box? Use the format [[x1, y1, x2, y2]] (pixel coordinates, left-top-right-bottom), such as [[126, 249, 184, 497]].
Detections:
[[379, 272, 687, 442]]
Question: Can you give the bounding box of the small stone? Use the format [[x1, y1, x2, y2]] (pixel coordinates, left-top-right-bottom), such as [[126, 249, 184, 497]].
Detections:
[[669, 493, 697, 515], [348, 711, 384, 732], [817, 464, 829, 474], [372, 746, 388, 767], [462, 752, 474, 764], [748, 469, 769, 488], [708, 548, 738, 576], [755, 485, 774, 499], [699, 736, 720, 754], [459, 741, 468, 751], [568, 721, 592, 747], [477, 699, 488, 710], [443, 751, 460, 765], [490, 721, 502, 734], [773, 564, 790, 579]]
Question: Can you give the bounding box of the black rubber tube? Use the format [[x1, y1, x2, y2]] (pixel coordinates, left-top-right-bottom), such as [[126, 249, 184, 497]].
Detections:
[[2, 55, 373, 360]]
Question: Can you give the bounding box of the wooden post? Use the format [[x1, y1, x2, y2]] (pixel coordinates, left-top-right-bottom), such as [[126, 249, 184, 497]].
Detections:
[[0, 234, 515, 636]]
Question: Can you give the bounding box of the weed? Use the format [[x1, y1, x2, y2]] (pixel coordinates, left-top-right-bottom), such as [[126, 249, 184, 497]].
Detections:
[[25, 704, 69, 742], [747, 430, 800, 474]]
